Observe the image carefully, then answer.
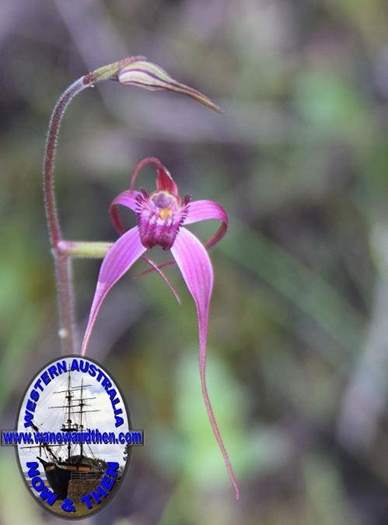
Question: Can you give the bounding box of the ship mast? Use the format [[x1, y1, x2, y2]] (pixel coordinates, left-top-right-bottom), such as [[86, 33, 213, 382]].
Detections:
[[79, 379, 84, 458], [51, 373, 98, 462], [61, 370, 78, 461], [26, 372, 100, 463]]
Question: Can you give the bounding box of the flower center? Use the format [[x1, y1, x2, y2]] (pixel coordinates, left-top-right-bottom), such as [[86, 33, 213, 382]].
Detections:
[[137, 191, 185, 250], [159, 208, 173, 220], [151, 191, 176, 208]]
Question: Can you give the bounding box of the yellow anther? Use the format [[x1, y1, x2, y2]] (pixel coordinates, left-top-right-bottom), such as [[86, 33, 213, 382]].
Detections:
[[159, 208, 172, 220]]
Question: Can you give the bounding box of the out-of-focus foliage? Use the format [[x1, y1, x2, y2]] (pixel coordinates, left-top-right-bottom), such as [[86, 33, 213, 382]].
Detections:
[[1, 0, 388, 524]]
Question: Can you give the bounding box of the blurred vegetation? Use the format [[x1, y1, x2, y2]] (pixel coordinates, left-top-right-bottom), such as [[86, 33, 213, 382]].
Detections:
[[2, 0, 388, 524]]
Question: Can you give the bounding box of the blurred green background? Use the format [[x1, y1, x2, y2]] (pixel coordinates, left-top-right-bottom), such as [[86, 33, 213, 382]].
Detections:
[[2, 0, 388, 524]]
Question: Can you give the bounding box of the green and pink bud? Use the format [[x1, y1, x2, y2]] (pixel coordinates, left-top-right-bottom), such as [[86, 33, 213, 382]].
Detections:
[[85, 57, 221, 112]]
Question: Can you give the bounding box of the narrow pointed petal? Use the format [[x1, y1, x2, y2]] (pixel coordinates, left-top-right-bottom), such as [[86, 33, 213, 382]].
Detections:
[[110, 189, 142, 234], [184, 199, 228, 248], [171, 227, 240, 499], [81, 227, 146, 356]]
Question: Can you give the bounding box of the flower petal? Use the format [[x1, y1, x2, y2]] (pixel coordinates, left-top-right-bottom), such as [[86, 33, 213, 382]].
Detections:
[[81, 227, 146, 356], [184, 199, 228, 248], [171, 227, 240, 499], [110, 189, 142, 234]]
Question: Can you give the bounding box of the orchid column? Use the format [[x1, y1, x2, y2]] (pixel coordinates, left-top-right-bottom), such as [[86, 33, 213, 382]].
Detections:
[[43, 56, 239, 498]]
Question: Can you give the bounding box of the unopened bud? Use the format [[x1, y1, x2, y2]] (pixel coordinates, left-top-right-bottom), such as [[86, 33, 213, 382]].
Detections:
[[117, 59, 221, 112]]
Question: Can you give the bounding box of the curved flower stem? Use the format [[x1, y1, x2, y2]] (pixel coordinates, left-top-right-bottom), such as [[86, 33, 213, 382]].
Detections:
[[43, 77, 91, 354], [43, 60, 139, 354]]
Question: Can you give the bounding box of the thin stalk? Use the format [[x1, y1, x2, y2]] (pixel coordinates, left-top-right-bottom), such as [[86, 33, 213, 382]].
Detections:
[[43, 76, 90, 354]]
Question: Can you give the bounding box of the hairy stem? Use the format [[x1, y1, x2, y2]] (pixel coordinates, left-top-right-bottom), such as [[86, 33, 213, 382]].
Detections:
[[43, 77, 90, 354]]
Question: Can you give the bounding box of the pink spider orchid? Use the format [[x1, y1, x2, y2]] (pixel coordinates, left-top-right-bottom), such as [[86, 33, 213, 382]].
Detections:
[[80, 157, 239, 499]]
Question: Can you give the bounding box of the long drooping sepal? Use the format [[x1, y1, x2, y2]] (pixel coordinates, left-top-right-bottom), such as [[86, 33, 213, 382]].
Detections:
[[171, 227, 240, 499], [81, 227, 146, 356]]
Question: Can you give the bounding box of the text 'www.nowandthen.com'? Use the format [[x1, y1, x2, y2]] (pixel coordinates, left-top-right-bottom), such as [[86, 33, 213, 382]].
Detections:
[[1, 429, 144, 446]]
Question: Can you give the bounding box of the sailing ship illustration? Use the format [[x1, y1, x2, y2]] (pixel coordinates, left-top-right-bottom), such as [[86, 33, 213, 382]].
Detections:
[[23, 372, 108, 499]]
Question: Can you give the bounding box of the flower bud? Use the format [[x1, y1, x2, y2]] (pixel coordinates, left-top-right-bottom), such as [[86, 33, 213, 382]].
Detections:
[[117, 59, 221, 112]]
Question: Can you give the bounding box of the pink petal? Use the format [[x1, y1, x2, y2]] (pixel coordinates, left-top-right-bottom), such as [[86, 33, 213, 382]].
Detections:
[[81, 227, 146, 356], [109, 189, 141, 234], [171, 227, 240, 499], [184, 199, 228, 248]]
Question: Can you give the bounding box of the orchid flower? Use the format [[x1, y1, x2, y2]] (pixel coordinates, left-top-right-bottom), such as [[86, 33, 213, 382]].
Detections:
[[80, 157, 239, 499]]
